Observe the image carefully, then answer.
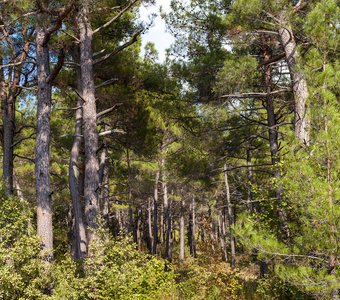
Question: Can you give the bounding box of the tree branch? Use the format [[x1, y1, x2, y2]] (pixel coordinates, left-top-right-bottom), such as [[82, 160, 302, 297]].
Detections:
[[94, 29, 142, 64], [97, 103, 122, 120], [43, 0, 75, 45], [99, 129, 125, 137], [92, 0, 139, 35], [47, 48, 65, 83], [220, 89, 290, 99]]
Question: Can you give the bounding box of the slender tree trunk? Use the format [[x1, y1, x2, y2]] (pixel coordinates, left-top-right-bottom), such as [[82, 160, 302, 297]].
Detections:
[[278, 15, 310, 146], [246, 143, 258, 213], [99, 143, 110, 226], [188, 196, 196, 257], [13, 172, 24, 201], [126, 149, 135, 240], [77, 1, 99, 248], [136, 207, 142, 250], [1, 35, 28, 195], [160, 203, 164, 245], [223, 163, 236, 269], [35, 25, 53, 258], [69, 49, 87, 259], [162, 157, 172, 261], [208, 204, 215, 251], [323, 73, 338, 299], [152, 170, 160, 255], [179, 198, 185, 261], [2, 92, 15, 195], [98, 137, 110, 226], [147, 197, 153, 253], [261, 35, 291, 243], [218, 198, 227, 262]]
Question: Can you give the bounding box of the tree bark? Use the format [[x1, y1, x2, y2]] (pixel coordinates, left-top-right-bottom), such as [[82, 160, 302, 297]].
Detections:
[[77, 1, 99, 248], [0, 26, 29, 195], [69, 48, 87, 259], [147, 197, 153, 253], [218, 197, 228, 262], [278, 15, 310, 146], [99, 143, 110, 227], [152, 170, 160, 255], [35, 23, 53, 258], [179, 198, 185, 261], [223, 163, 236, 269], [188, 195, 196, 257], [162, 157, 172, 261]]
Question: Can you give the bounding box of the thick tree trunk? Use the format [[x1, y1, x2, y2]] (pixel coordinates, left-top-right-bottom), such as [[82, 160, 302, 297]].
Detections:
[[179, 198, 185, 261], [278, 16, 310, 146], [152, 170, 160, 255], [77, 1, 99, 248], [223, 163, 236, 269], [35, 26, 53, 258], [69, 53, 87, 259]]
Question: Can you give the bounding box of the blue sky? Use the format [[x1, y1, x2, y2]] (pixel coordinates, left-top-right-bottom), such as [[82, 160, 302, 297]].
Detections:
[[139, 0, 174, 62]]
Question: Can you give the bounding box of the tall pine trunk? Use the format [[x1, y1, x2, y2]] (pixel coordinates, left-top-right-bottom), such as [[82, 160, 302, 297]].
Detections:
[[69, 47, 87, 259], [77, 1, 99, 247], [35, 24, 53, 258]]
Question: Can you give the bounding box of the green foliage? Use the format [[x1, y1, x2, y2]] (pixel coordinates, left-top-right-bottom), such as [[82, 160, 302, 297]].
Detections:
[[50, 236, 177, 300], [0, 193, 50, 299]]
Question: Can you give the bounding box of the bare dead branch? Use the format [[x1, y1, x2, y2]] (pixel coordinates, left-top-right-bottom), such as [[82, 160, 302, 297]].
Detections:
[[99, 129, 125, 137], [97, 103, 122, 119], [92, 0, 139, 34]]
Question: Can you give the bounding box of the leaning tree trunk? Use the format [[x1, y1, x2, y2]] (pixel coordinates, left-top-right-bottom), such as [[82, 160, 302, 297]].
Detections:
[[69, 48, 87, 259], [77, 1, 99, 248], [35, 25, 53, 258], [278, 15, 310, 146], [223, 163, 236, 269]]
